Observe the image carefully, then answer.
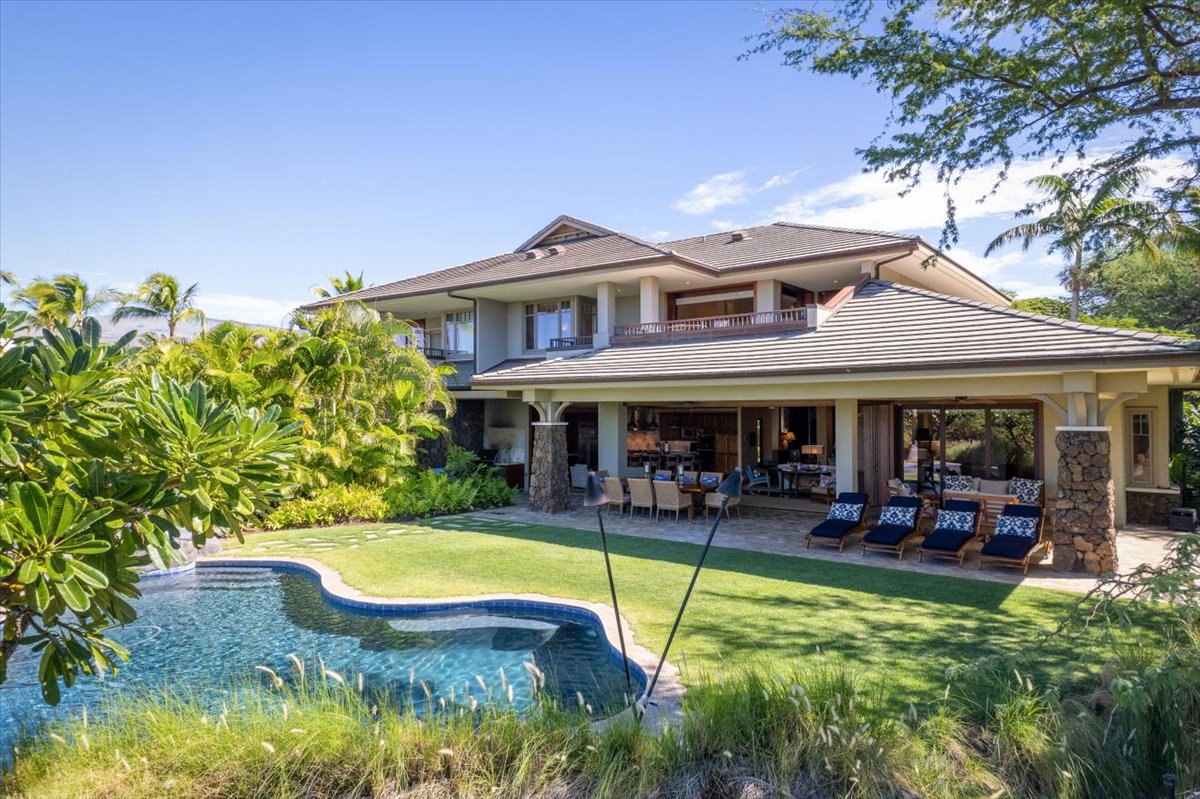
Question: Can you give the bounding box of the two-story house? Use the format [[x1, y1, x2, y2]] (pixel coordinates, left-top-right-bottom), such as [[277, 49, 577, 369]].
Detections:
[[302, 215, 1200, 574]]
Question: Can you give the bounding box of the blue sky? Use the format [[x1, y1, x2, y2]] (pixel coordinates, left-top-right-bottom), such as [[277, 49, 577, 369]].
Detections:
[[0, 0, 1100, 323]]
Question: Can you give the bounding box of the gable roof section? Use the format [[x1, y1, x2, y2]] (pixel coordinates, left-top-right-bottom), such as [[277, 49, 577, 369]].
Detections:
[[470, 280, 1199, 385], [301, 218, 926, 310], [663, 222, 916, 269]]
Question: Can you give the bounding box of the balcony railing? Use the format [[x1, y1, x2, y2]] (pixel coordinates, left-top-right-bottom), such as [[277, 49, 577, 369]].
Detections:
[[421, 347, 470, 361], [612, 307, 808, 342], [547, 335, 594, 350]]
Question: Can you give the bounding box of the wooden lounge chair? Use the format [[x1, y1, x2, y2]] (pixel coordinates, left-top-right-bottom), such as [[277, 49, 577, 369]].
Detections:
[[860, 495, 923, 559], [627, 478, 655, 518], [804, 492, 870, 552], [979, 504, 1051, 574], [653, 480, 693, 522], [918, 498, 983, 566]]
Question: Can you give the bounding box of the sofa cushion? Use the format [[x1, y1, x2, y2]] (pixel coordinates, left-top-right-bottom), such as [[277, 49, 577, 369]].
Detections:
[[979, 478, 1010, 495], [879, 505, 918, 528], [863, 524, 914, 546], [828, 502, 864, 522], [810, 518, 857, 538], [1009, 478, 1043, 505]]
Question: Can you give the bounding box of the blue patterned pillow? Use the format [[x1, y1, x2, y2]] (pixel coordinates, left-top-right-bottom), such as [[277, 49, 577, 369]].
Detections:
[[942, 475, 975, 493], [679, 475, 696, 485], [994, 515, 1039, 540], [1008, 478, 1043, 505], [828, 502, 863, 522], [700, 475, 719, 487], [936, 509, 976, 532], [879, 505, 917, 527], [653, 472, 672, 481]]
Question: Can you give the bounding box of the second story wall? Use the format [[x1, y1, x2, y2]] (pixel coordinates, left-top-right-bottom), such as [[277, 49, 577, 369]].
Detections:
[[475, 298, 508, 372]]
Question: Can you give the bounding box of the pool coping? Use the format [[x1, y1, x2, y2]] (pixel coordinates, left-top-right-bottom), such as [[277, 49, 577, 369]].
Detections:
[[197, 556, 684, 728]]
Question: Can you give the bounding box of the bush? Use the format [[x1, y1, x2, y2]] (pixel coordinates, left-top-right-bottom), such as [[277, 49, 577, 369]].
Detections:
[[262, 484, 388, 530], [383, 467, 516, 519]]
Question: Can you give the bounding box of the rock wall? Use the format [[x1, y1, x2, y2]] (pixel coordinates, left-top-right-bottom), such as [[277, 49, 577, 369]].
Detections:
[[1053, 429, 1118, 574], [418, 399, 486, 468], [1125, 489, 1180, 526], [529, 423, 571, 513]]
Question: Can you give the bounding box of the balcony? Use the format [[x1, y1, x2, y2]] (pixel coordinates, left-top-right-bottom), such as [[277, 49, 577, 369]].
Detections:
[[547, 335, 594, 351], [421, 347, 471, 361], [612, 307, 809, 344]]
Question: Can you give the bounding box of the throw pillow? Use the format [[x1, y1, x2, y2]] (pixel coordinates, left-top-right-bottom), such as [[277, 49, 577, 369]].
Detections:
[[936, 509, 976, 532], [828, 502, 863, 522], [994, 515, 1039, 539], [879, 505, 918, 527], [1008, 478, 1043, 505], [942, 475, 975, 493]]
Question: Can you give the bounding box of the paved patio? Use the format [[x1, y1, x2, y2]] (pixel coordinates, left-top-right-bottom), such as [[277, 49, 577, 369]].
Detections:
[[469, 493, 1185, 595]]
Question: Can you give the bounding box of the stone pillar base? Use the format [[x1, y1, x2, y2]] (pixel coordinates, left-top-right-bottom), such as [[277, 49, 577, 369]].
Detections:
[[529, 423, 571, 514], [1053, 427, 1117, 575]]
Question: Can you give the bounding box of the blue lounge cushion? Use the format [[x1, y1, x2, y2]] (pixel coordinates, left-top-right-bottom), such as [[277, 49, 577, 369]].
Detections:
[[921, 529, 975, 552], [981, 535, 1037, 559], [862, 524, 914, 546], [809, 518, 857, 538]]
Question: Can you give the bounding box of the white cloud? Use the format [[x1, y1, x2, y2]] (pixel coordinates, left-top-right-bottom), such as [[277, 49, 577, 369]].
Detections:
[[197, 292, 305, 327], [644, 230, 672, 241], [759, 154, 1184, 233], [672, 169, 804, 216]]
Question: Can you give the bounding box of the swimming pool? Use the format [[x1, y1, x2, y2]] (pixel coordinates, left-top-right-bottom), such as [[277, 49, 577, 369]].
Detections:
[[1, 564, 642, 753]]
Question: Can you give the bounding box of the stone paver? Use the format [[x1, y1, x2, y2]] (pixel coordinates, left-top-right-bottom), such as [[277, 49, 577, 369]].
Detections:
[[462, 496, 1184, 595]]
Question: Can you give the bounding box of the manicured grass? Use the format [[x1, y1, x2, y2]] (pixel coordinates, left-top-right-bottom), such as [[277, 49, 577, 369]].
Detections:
[[220, 516, 1089, 705]]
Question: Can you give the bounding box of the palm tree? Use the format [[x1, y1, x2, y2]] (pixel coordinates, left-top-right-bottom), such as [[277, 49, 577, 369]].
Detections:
[[14, 274, 120, 330], [311, 270, 367, 299], [113, 272, 206, 338], [986, 171, 1155, 320]]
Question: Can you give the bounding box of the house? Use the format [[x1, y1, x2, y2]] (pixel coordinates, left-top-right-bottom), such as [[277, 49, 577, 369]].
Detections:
[[302, 215, 1200, 574]]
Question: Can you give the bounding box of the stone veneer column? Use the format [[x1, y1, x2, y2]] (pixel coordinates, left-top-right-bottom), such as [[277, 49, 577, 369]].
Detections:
[[529, 422, 571, 514], [1052, 427, 1118, 574]]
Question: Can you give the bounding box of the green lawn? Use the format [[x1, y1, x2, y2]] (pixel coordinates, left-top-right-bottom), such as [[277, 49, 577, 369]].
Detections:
[[219, 515, 1089, 704]]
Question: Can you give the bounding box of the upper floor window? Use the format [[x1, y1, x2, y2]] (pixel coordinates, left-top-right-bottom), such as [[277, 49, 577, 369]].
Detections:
[[525, 300, 572, 350], [578, 297, 597, 337], [670, 287, 754, 321], [445, 310, 474, 355], [1128, 409, 1154, 486]]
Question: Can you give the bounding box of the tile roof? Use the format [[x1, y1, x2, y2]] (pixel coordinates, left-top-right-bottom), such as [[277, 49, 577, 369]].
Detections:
[[301, 219, 918, 309], [470, 281, 1199, 385]]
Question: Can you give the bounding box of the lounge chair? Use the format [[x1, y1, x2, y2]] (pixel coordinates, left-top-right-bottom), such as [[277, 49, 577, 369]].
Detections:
[[804, 492, 869, 551], [918, 499, 983, 566], [860, 495, 923, 559], [978, 504, 1051, 574], [653, 480, 693, 522], [628, 478, 655, 518], [743, 464, 774, 496]]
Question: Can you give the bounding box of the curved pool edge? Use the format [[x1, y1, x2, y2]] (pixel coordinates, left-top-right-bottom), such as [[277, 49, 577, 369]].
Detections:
[[197, 556, 684, 728]]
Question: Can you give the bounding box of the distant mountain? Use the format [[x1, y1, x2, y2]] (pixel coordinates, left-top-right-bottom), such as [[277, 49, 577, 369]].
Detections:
[[94, 315, 276, 343]]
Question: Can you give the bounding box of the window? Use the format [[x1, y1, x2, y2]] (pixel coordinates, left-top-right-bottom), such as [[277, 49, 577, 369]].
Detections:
[[524, 300, 572, 350], [670, 287, 754, 320], [578, 297, 596, 338], [444, 310, 474, 355], [898, 405, 1038, 489], [1128, 409, 1154, 486]]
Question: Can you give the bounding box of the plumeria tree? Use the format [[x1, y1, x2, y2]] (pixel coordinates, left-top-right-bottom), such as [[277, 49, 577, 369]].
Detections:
[[112, 272, 206, 338], [0, 305, 301, 702]]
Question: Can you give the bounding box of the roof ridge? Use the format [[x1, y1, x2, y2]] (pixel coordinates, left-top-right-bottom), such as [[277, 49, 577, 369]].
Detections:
[[867, 280, 1193, 346], [772, 220, 916, 240], [514, 214, 621, 252]]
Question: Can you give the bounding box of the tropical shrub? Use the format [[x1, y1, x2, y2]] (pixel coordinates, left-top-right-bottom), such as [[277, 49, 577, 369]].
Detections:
[[384, 468, 516, 519], [0, 305, 301, 702], [262, 484, 389, 530]]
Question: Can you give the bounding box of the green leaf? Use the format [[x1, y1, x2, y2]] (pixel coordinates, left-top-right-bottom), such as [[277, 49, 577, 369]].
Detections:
[[18, 557, 38, 584], [58, 577, 90, 613], [67, 559, 110, 589]]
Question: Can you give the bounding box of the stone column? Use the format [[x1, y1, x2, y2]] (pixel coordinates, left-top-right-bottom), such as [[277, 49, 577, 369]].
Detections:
[[1053, 427, 1118, 574], [529, 422, 571, 513]]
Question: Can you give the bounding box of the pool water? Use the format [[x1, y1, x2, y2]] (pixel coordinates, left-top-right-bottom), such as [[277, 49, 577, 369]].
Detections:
[[1, 566, 641, 752]]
